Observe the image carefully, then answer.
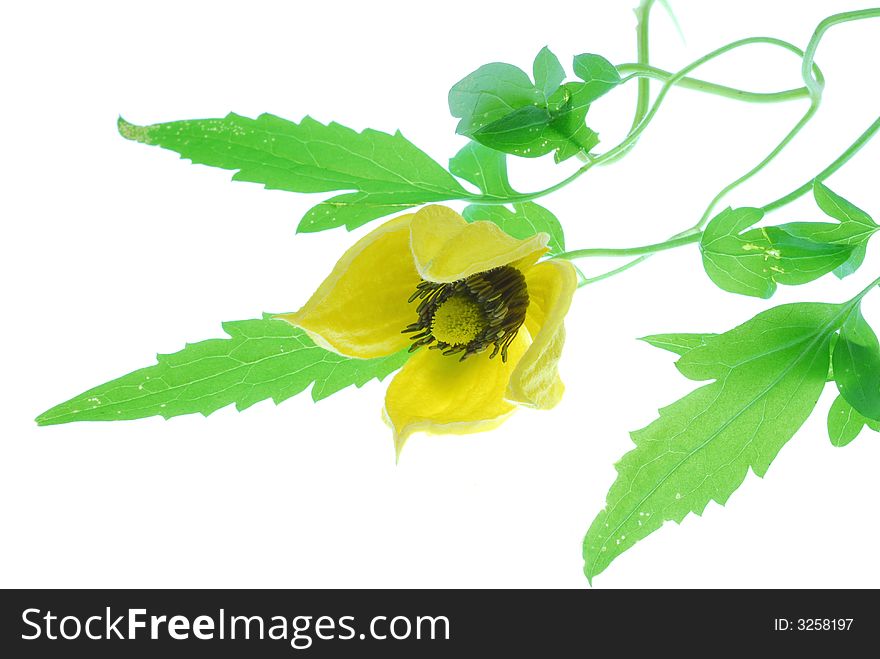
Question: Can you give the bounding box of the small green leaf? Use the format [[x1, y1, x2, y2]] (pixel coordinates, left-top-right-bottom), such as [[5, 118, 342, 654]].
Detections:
[[584, 301, 851, 581], [777, 182, 878, 279], [827, 395, 878, 447], [813, 180, 878, 244], [448, 63, 544, 136], [471, 105, 553, 156], [640, 333, 718, 357], [450, 52, 609, 163], [36, 316, 409, 426], [700, 207, 852, 298], [571, 53, 621, 102], [118, 115, 468, 233], [533, 47, 566, 99], [473, 82, 599, 162], [449, 141, 517, 198], [833, 244, 867, 280], [462, 202, 565, 255], [833, 306, 880, 420], [700, 183, 880, 295], [544, 82, 602, 162]]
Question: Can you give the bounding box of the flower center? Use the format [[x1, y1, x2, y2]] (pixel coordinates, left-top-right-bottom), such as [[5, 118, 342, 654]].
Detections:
[[402, 265, 529, 362], [430, 292, 487, 345]]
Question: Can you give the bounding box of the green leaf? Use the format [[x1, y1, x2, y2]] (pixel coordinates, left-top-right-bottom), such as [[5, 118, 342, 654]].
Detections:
[[640, 333, 718, 357], [473, 82, 599, 162], [36, 316, 409, 426], [533, 47, 566, 99], [827, 395, 879, 447], [450, 52, 609, 163], [462, 202, 565, 255], [584, 301, 851, 581], [470, 105, 553, 155], [448, 63, 544, 136], [545, 83, 603, 162], [448, 141, 517, 198], [812, 180, 878, 245], [700, 207, 852, 298], [118, 114, 468, 233], [774, 182, 878, 280], [832, 305, 880, 420], [833, 244, 867, 280], [571, 53, 621, 102]]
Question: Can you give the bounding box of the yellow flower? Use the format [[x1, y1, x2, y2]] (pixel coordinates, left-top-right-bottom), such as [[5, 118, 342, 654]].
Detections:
[[277, 205, 577, 457]]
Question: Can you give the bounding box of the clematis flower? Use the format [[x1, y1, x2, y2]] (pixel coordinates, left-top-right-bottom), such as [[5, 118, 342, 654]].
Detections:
[[277, 205, 577, 457]]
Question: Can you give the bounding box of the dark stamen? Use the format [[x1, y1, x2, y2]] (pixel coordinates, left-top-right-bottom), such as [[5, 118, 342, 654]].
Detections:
[[401, 265, 529, 362]]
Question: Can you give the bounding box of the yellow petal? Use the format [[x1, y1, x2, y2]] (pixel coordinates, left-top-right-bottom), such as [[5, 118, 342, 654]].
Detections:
[[384, 332, 529, 458], [410, 205, 549, 283], [277, 215, 422, 359], [507, 259, 577, 409]]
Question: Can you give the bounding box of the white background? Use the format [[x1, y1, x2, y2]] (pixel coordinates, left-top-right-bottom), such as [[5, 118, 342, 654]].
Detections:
[[2, 0, 879, 589]]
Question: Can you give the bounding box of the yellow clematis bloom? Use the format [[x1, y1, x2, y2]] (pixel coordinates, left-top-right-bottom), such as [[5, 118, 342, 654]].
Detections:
[[277, 205, 577, 458]]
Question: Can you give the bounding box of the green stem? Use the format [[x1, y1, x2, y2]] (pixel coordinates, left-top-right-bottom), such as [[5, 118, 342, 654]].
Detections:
[[762, 114, 880, 213], [579, 101, 880, 281], [594, 39, 815, 167], [616, 64, 809, 103], [579, 257, 651, 287], [565, 233, 703, 288], [557, 232, 700, 261], [802, 10, 880, 96], [630, 0, 656, 134], [574, 10, 880, 287], [689, 9, 880, 229], [584, 104, 879, 285], [854, 273, 880, 303], [573, 10, 670, 174], [599, 0, 655, 167], [691, 101, 819, 230]]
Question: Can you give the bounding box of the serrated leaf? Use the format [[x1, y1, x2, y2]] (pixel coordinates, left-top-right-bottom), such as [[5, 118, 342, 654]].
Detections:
[[448, 63, 545, 136], [584, 301, 852, 581], [640, 333, 718, 357], [700, 207, 852, 298], [449, 141, 517, 198], [833, 305, 880, 420], [36, 316, 409, 426], [827, 395, 879, 447], [118, 114, 469, 233], [533, 47, 566, 99], [571, 53, 621, 102], [462, 202, 565, 255]]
